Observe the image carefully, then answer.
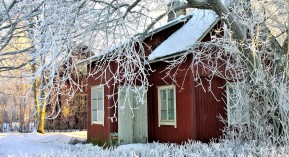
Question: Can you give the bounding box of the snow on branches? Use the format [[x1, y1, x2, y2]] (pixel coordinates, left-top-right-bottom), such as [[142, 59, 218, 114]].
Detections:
[[1, 0, 289, 143]]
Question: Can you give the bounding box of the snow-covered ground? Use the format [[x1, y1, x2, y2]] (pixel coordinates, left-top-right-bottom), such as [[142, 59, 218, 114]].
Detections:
[[0, 131, 149, 157], [1, 131, 289, 157], [0, 131, 87, 156]]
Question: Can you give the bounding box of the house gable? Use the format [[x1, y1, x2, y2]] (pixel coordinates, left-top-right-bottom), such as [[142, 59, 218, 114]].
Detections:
[[148, 9, 219, 61]]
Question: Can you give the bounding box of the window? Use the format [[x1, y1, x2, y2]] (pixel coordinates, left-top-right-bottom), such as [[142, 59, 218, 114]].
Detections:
[[158, 85, 177, 127], [76, 63, 87, 75], [91, 86, 104, 125], [227, 83, 249, 125]]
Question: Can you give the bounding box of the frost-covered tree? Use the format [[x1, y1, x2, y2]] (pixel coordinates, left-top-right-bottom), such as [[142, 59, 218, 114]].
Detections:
[[167, 0, 289, 144], [1, 0, 289, 143], [0, 0, 165, 132]]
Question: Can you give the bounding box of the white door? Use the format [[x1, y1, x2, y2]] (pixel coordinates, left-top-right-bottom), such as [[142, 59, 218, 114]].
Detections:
[[118, 86, 147, 144]]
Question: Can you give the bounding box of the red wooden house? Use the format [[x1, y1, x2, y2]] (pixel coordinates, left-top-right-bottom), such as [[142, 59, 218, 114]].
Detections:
[[81, 9, 228, 146]]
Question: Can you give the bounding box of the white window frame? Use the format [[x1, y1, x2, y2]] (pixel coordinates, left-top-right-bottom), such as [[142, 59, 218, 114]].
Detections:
[[158, 85, 177, 128], [227, 83, 249, 126], [91, 85, 104, 125]]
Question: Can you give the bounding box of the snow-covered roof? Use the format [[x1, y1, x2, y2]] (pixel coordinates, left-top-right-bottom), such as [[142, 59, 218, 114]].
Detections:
[[148, 9, 219, 61], [77, 15, 192, 65]]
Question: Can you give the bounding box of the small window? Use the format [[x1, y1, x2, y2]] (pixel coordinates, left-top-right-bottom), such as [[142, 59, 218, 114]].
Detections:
[[158, 85, 177, 128], [227, 83, 249, 126], [76, 63, 87, 75], [91, 85, 104, 125]]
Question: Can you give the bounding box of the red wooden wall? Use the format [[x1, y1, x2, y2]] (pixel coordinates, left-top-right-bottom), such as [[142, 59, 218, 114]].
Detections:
[[147, 58, 226, 143], [195, 77, 226, 142], [86, 62, 118, 146], [148, 55, 197, 143]]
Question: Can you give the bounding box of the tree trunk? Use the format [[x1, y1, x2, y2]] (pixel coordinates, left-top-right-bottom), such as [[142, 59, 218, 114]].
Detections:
[[37, 73, 46, 134], [31, 64, 40, 131], [37, 104, 45, 134]]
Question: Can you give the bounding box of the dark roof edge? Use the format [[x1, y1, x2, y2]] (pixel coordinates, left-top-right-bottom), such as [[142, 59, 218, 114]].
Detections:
[[77, 53, 102, 65], [144, 15, 192, 39]]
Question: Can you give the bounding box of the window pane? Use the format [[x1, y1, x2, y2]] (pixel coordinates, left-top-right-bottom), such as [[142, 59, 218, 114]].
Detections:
[[161, 90, 166, 100], [168, 99, 174, 110], [161, 110, 167, 120], [161, 100, 167, 110], [91, 88, 97, 99], [230, 107, 237, 124], [92, 100, 98, 110], [228, 86, 235, 107], [168, 109, 174, 120], [240, 105, 248, 124], [97, 100, 103, 110], [97, 88, 103, 99], [168, 89, 174, 100], [92, 111, 97, 121], [168, 99, 174, 120], [160, 89, 168, 121], [97, 110, 104, 122]]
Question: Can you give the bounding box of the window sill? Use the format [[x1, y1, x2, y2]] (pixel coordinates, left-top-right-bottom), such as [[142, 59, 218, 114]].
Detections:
[[228, 122, 249, 126], [91, 122, 104, 126], [159, 121, 177, 128]]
